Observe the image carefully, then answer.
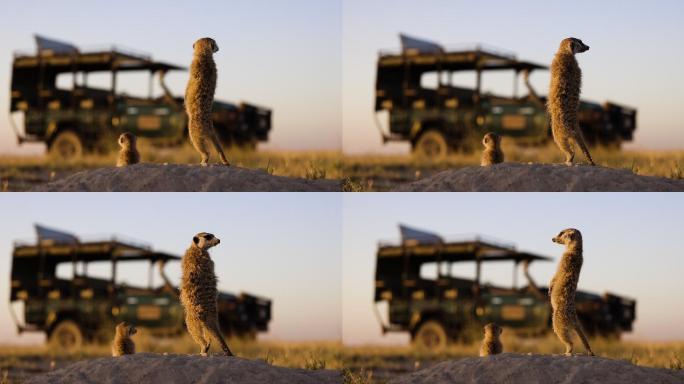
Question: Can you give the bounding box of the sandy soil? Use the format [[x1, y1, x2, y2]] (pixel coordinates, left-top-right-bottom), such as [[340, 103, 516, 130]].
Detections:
[[25, 353, 341, 384], [30, 164, 340, 192], [393, 163, 684, 192], [389, 353, 684, 384]]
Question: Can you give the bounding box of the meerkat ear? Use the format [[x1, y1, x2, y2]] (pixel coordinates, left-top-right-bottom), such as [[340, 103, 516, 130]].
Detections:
[[193, 236, 199, 245], [192, 42, 196, 49]]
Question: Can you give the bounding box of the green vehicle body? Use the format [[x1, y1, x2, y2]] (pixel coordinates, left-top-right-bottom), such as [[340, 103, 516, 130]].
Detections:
[[373, 226, 636, 348], [374, 35, 637, 158], [9, 226, 271, 350], [9, 35, 271, 158]]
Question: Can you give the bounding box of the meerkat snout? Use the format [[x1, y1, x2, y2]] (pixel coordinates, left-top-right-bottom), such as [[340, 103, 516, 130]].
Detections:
[[552, 228, 581, 245], [192, 232, 221, 250], [112, 321, 137, 356], [562, 37, 589, 54]]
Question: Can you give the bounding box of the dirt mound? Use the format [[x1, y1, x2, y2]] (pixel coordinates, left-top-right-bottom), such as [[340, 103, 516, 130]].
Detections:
[[389, 354, 684, 384], [31, 164, 340, 192], [26, 353, 341, 384], [393, 163, 684, 192]]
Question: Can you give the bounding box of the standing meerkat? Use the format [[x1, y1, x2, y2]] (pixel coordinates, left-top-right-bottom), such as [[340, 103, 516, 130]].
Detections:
[[548, 38, 595, 166], [481, 132, 504, 166], [180, 232, 233, 357], [185, 37, 230, 167], [116, 132, 140, 167], [479, 322, 503, 356], [112, 321, 137, 356], [549, 228, 594, 356]]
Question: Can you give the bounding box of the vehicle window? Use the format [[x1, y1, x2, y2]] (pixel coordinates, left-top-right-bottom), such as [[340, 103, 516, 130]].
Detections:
[[419, 261, 457, 280], [449, 262, 477, 281], [55, 73, 76, 90], [448, 72, 477, 90], [480, 71, 515, 98], [115, 260, 159, 288], [479, 262, 516, 288], [419, 262, 439, 280], [115, 72, 158, 99], [420, 72, 452, 90]]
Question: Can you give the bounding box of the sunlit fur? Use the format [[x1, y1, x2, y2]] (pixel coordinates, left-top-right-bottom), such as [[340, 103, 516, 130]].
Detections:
[[185, 38, 230, 166], [112, 322, 136, 356], [548, 38, 595, 166], [479, 322, 503, 356], [116, 132, 140, 167], [180, 232, 233, 356], [550, 228, 594, 356], [481, 132, 504, 166]]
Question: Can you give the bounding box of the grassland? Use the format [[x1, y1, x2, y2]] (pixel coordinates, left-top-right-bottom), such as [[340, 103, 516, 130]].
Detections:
[[1, 335, 682, 383], [343, 145, 684, 191], [0, 143, 343, 191]]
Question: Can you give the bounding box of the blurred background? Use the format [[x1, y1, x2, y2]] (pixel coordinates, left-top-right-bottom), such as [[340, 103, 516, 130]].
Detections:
[[343, 0, 684, 154], [0, 0, 341, 155], [0, 193, 342, 346], [343, 193, 684, 346]]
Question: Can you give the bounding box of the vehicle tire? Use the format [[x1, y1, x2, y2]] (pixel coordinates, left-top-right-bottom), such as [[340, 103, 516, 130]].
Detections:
[[413, 320, 448, 351], [49, 320, 83, 352], [414, 130, 448, 161], [49, 131, 83, 161]]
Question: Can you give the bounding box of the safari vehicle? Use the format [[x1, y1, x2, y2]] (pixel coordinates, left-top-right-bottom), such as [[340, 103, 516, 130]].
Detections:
[[373, 225, 636, 349], [9, 35, 271, 159], [9, 225, 271, 351], [374, 34, 637, 159]]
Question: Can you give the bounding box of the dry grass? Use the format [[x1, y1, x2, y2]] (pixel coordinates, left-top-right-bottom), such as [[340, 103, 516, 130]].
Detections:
[[343, 144, 684, 191], [1, 335, 682, 383], [341, 335, 684, 382], [0, 144, 343, 191]]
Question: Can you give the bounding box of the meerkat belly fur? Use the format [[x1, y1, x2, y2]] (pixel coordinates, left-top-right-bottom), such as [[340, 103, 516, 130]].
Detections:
[[185, 38, 230, 166], [549, 228, 594, 356], [116, 132, 140, 167], [548, 38, 595, 166], [481, 132, 504, 166], [180, 232, 233, 356], [479, 322, 503, 356], [112, 322, 136, 356]]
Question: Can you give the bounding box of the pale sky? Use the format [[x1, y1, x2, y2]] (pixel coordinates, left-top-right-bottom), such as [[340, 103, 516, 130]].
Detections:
[[343, 193, 684, 345], [343, 0, 684, 154], [0, 0, 341, 155], [0, 193, 342, 345]]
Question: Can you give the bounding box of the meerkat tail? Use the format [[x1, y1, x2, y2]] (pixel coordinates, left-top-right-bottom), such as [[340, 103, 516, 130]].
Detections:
[[203, 320, 233, 356], [209, 127, 230, 166], [574, 129, 596, 166], [574, 314, 595, 356]]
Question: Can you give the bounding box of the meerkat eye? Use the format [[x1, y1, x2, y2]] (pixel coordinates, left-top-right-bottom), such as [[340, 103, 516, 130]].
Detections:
[[205, 234, 214, 240]]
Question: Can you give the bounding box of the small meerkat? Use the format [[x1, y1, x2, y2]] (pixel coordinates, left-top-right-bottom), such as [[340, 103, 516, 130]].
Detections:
[[180, 232, 233, 357], [479, 322, 503, 356], [184, 37, 230, 167], [481, 132, 504, 166], [548, 38, 595, 166], [112, 321, 137, 356], [116, 132, 140, 167], [549, 228, 594, 356]]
